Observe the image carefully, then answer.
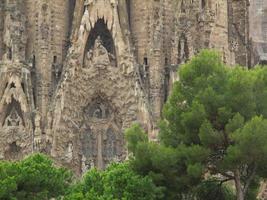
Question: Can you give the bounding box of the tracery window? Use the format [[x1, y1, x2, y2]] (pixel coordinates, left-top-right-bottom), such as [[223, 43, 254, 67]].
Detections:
[[81, 127, 97, 159], [81, 98, 123, 170], [103, 128, 117, 159]]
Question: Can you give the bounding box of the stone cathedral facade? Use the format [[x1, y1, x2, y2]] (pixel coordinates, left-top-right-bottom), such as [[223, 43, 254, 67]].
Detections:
[[0, 0, 252, 174]]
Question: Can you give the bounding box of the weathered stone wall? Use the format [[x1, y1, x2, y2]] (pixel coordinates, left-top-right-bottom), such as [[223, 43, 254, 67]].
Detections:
[[48, 0, 153, 173], [0, 0, 252, 174], [250, 0, 267, 64], [228, 0, 250, 67], [21, 0, 75, 129], [209, 0, 233, 65], [0, 63, 34, 161], [0, 2, 4, 60], [170, 0, 250, 67]]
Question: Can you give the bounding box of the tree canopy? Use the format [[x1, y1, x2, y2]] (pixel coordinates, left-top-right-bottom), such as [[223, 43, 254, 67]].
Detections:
[[0, 154, 72, 200], [0, 154, 160, 200], [64, 162, 161, 200], [126, 50, 267, 200]]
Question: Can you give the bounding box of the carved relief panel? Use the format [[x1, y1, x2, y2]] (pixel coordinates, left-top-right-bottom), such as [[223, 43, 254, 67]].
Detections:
[[4, 107, 23, 127]]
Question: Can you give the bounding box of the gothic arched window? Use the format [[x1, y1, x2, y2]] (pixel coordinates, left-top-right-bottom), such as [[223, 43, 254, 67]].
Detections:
[[103, 128, 117, 159], [81, 127, 97, 158]]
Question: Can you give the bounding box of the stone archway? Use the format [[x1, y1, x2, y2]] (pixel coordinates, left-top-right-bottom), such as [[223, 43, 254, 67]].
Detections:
[[85, 18, 116, 55], [83, 18, 117, 67]]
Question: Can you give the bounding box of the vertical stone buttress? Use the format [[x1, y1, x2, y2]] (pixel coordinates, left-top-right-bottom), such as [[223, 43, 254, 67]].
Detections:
[[130, 0, 175, 124], [30, 0, 73, 130], [208, 0, 232, 65], [0, 1, 4, 60], [228, 0, 250, 67]]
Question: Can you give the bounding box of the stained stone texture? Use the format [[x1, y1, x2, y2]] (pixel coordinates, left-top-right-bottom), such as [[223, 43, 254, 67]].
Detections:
[[0, 0, 254, 174], [250, 0, 267, 65]]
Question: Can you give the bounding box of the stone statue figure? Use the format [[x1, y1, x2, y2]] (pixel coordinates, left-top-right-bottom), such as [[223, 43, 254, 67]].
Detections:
[[46, 110, 53, 130], [3, 10, 27, 61], [179, 38, 186, 64], [4, 108, 22, 127], [89, 159, 95, 169], [45, 112, 53, 143], [84, 36, 116, 68], [34, 110, 42, 136], [92, 36, 110, 66], [3, 14, 12, 61], [66, 142, 73, 163], [81, 155, 89, 174], [84, 49, 93, 67]]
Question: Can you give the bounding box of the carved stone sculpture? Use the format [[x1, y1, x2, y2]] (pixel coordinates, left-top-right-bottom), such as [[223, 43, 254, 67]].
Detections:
[[34, 110, 41, 135], [179, 37, 186, 64], [81, 155, 89, 174], [4, 108, 22, 127], [34, 110, 42, 149], [92, 36, 111, 67], [65, 142, 73, 163]]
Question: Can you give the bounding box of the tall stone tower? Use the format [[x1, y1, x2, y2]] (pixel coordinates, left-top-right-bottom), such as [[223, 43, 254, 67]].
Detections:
[[0, 0, 34, 160], [0, 0, 251, 174]]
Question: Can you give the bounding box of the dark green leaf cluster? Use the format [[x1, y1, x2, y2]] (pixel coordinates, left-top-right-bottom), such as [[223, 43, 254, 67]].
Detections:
[[0, 154, 72, 200], [194, 179, 235, 200], [125, 124, 209, 199], [64, 162, 161, 200]]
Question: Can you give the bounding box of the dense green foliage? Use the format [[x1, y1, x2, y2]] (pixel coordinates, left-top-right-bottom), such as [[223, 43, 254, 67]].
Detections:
[[0, 154, 72, 200], [126, 124, 218, 199], [64, 162, 161, 200], [0, 154, 159, 200], [126, 50, 267, 200]]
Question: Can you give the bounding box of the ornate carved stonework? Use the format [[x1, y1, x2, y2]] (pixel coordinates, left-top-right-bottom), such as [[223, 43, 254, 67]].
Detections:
[[0, 64, 34, 161], [0, 0, 251, 175], [84, 36, 114, 68], [4, 108, 23, 127]]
